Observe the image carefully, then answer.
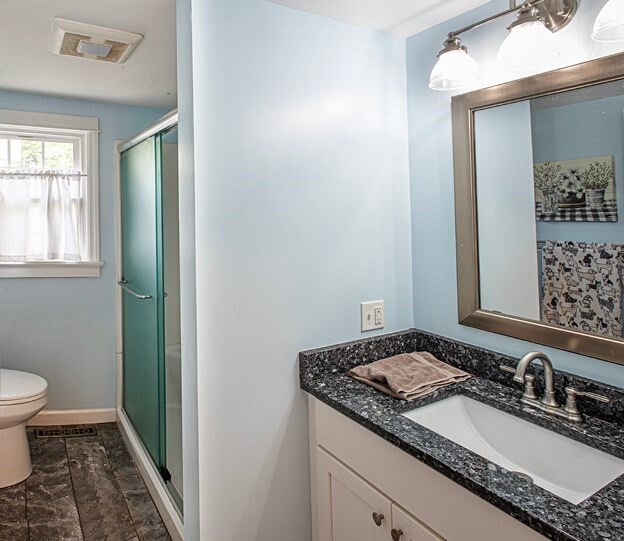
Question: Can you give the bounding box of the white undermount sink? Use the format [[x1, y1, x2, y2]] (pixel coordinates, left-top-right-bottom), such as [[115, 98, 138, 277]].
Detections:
[[402, 395, 624, 504]]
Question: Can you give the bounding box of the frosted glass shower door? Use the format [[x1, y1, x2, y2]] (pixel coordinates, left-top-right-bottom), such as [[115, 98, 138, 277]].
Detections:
[[120, 135, 166, 472]]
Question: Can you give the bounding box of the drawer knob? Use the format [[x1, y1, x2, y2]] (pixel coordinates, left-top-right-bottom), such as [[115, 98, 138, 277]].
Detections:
[[372, 512, 384, 527], [391, 528, 403, 541]]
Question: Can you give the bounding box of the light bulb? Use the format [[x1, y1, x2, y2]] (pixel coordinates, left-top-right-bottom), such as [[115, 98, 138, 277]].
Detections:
[[592, 0, 624, 42], [498, 18, 560, 68], [429, 38, 480, 91]]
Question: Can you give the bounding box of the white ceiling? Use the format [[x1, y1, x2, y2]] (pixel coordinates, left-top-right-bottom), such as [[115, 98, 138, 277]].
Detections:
[[0, 0, 177, 108], [267, 0, 493, 37]]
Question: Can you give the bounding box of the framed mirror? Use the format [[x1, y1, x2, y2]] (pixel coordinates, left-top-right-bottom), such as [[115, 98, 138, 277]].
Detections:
[[453, 51, 624, 365]]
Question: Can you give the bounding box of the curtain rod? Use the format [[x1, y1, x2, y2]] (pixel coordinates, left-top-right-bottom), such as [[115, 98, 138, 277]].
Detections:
[[0, 171, 87, 177]]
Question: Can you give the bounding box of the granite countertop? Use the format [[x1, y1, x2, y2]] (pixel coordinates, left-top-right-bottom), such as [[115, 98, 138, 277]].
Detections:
[[300, 329, 624, 541]]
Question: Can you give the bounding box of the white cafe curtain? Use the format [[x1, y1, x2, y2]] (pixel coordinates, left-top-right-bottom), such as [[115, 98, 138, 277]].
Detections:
[[0, 170, 82, 262]]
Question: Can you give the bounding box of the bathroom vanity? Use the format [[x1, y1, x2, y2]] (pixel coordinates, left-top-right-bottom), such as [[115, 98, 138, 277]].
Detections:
[[309, 399, 544, 541], [300, 330, 624, 541], [299, 50, 624, 541]]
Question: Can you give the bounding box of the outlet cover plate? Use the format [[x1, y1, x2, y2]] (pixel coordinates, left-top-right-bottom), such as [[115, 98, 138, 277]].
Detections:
[[361, 301, 384, 332]]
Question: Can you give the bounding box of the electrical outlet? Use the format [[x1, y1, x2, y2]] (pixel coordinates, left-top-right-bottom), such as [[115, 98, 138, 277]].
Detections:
[[374, 305, 383, 325], [361, 301, 384, 332]]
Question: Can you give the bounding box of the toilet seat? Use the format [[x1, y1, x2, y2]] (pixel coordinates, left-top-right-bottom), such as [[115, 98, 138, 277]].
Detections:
[[0, 369, 48, 406]]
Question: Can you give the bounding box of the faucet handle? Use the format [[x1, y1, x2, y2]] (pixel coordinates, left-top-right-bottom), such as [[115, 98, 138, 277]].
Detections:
[[522, 374, 538, 401], [564, 387, 610, 421], [500, 365, 537, 400], [565, 386, 610, 404], [579, 390, 610, 404]]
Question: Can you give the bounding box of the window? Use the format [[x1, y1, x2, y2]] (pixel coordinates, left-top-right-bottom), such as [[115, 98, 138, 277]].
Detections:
[[0, 109, 101, 277], [0, 137, 77, 170]]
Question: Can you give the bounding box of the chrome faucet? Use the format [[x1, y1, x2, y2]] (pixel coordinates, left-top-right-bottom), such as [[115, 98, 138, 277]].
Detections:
[[500, 351, 610, 423]]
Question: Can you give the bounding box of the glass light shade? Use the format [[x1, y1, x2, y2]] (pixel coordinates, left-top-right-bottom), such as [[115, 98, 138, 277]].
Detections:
[[592, 0, 624, 42], [497, 21, 561, 68], [429, 49, 481, 91]]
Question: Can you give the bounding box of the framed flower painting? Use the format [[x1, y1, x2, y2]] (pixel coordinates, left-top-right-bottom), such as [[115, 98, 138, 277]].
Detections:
[[534, 155, 617, 222]]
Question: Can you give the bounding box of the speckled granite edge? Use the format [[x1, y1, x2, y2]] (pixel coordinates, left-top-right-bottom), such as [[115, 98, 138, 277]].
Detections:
[[299, 328, 624, 541], [299, 329, 417, 384]]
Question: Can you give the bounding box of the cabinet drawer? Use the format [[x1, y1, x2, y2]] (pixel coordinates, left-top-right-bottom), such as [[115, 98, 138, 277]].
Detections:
[[391, 504, 445, 541]]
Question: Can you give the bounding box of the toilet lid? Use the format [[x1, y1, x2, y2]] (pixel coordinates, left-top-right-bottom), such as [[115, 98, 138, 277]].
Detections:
[[0, 369, 48, 403]]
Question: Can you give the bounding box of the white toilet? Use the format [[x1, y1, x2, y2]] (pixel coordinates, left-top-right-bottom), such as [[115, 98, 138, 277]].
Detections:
[[0, 369, 48, 488]]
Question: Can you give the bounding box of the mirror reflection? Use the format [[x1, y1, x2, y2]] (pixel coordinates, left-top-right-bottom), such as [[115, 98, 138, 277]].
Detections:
[[475, 80, 624, 340]]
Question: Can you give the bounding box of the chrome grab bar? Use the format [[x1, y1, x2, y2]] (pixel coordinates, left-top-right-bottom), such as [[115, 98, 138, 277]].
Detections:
[[117, 280, 152, 300]]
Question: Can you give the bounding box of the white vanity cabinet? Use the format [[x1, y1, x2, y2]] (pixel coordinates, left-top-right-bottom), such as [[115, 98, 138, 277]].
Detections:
[[317, 448, 443, 541], [308, 396, 548, 541], [317, 448, 392, 541]]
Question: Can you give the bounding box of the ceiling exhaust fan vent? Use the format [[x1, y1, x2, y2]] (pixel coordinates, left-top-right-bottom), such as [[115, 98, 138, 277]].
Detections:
[[48, 18, 143, 64]]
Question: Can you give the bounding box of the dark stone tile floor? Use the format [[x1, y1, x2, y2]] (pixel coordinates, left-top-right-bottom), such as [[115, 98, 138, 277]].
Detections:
[[0, 423, 171, 541]]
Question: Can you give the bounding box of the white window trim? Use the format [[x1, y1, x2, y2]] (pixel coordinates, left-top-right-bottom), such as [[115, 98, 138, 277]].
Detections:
[[0, 261, 104, 278], [0, 109, 102, 278]]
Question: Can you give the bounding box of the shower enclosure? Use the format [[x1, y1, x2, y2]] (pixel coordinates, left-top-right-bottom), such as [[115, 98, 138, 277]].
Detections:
[[117, 110, 183, 514]]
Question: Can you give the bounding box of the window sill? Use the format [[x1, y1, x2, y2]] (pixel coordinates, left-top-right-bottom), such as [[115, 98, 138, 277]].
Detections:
[[0, 261, 104, 278]]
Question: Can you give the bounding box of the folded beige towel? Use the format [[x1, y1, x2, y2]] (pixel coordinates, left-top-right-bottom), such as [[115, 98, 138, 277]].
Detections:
[[348, 352, 470, 401]]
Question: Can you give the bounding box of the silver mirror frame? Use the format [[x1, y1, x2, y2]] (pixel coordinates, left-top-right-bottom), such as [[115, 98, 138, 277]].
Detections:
[[452, 51, 624, 366]]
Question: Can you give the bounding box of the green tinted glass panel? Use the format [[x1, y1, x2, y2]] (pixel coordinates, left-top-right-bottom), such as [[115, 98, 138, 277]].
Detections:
[[160, 127, 183, 508], [120, 136, 166, 468]]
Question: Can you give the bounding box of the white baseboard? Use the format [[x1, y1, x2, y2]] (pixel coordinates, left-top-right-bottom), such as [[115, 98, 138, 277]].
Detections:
[[27, 408, 117, 426], [117, 408, 184, 541]]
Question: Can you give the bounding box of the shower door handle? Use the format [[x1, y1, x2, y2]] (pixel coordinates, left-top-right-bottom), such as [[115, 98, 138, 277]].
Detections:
[[118, 280, 152, 300]]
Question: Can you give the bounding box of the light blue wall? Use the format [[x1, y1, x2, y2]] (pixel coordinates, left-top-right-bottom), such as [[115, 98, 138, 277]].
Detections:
[[532, 95, 624, 243], [0, 90, 167, 409], [407, 0, 624, 388], [190, 0, 412, 539]]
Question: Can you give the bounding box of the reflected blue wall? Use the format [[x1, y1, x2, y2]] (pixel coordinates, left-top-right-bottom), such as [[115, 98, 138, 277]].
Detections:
[[533, 94, 624, 243]]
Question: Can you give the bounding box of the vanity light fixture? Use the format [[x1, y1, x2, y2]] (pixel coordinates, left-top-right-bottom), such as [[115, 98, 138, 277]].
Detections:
[[497, 5, 560, 68], [430, 0, 577, 91], [592, 0, 624, 42], [429, 36, 480, 90]]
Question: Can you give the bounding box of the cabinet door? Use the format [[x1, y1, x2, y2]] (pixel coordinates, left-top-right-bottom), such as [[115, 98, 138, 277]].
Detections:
[[391, 504, 445, 541], [317, 448, 392, 541]]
